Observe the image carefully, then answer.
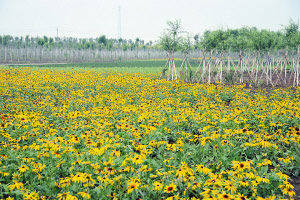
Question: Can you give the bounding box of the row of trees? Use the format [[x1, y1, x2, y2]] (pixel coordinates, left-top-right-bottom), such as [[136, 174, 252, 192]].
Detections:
[[0, 35, 162, 63], [197, 20, 300, 51], [158, 20, 300, 82], [0, 35, 153, 51], [0, 20, 299, 63], [1, 20, 299, 53]]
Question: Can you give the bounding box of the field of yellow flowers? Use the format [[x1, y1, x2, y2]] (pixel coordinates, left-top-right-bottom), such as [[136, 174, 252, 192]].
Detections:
[[0, 67, 300, 200]]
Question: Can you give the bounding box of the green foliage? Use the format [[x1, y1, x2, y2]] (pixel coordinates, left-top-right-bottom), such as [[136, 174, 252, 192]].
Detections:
[[37, 37, 45, 46], [181, 35, 193, 53], [219, 91, 234, 103], [159, 33, 177, 52], [1, 68, 299, 199], [159, 20, 183, 53], [224, 71, 235, 85], [199, 20, 300, 51], [0, 34, 153, 52], [1, 20, 300, 59], [25, 60, 198, 70]]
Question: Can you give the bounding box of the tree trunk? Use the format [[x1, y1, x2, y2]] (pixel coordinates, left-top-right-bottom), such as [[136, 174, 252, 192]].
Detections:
[[4, 46, 7, 63]]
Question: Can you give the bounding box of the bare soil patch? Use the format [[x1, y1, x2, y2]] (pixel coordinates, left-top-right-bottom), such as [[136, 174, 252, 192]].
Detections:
[[291, 175, 300, 200]]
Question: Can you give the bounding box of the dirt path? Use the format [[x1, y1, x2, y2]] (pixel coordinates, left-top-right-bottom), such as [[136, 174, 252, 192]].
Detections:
[[291, 175, 300, 200]]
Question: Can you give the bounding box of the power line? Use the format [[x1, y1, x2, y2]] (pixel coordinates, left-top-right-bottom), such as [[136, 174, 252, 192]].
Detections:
[[0, 27, 120, 39], [0, 28, 55, 35], [59, 29, 101, 36], [0, 28, 101, 38]]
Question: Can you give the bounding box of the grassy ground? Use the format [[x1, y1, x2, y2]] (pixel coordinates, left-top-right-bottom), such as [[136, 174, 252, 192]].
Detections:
[[2, 59, 201, 74]]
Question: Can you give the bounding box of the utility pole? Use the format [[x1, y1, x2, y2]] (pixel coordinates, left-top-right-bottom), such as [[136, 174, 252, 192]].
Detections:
[[56, 27, 58, 38], [118, 6, 122, 39]]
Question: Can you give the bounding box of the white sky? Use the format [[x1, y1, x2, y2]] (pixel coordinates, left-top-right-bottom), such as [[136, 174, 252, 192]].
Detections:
[[0, 0, 299, 42]]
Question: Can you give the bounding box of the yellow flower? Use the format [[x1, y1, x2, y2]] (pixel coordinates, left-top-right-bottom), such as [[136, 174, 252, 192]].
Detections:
[[257, 195, 276, 200], [191, 182, 201, 190], [8, 180, 23, 191], [224, 180, 237, 193], [153, 181, 163, 191], [164, 183, 177, 193], [235, 193, 249, 200], [175, 168, 186, 178], [127, 181, 140, 193], [257, 159, 272, 167], [196, 164, 211, 174], [112, 150, 121, 157], [131, 154, 146, 165], [231, 161, 251, 171], [106, 193, 117, 198], [18, 165, 29, 173], [23, 191, 39, 200], [56, 161, 65, 168], [278, 156, 294, 164], [256, 177, 270, 184], [282, 188, 295, 197], [218, 193, 233, 199], [103, 167, 117, 175], [0, 171, 9, 176], [78, 191, 91, 199], [239, 180, 249, 187], [57, 192, 78, 200]]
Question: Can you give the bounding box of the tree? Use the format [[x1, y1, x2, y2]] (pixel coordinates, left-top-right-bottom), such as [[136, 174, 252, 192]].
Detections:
[[178, 34, 193, 81], [97, 35, 107, 49], [193, 34, 200, 49], [37, 37, 45, 46], [2, 35, 11, 62], [159, 19, 183, 80], [284, 19, 300, 49]]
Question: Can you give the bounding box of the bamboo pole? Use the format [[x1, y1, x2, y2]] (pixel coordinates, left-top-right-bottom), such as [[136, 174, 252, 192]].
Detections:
[[201, 52, 207, 83], [174, 52, 178, 80], [220, 52, 223, 83], [255, 52, 259, 85], [227, 52, 231, 73], [239, 50, 243, 83], [208, 50, 213, 84], [168, 53, 171, 80], [297, 47, 300, 86]]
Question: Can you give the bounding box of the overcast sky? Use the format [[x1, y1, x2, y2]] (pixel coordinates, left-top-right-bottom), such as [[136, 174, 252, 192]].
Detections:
[[0, 0, 300, 42]]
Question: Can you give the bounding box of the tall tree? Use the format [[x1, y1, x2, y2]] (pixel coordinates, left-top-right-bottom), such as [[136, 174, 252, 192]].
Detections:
[[159, 19, 183, 80]]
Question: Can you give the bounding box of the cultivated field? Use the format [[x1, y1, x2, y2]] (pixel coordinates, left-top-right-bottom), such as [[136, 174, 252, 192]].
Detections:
[[0, 66, 300, 199]]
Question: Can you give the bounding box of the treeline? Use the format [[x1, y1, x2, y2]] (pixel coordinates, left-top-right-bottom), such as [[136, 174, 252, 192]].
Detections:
[[196, 20, 300, 51], [0, 35, 163, 63], [0, 20, 300, 63], [0, 35, 154, 51]]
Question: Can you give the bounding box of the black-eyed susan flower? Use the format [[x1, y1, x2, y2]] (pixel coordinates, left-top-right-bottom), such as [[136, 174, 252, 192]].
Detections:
[[18, 165, 29, 173], [164, 183, 177, 193], [218, 193, 233, 199], [153, 181, 163, 191], [282, 188, 296, 198], [78, 191, 91, 199], [196, 164, 211, 174], [235, 193, 248, 200], [127, 181, 140, 193], [8, 180, 23, 191]]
